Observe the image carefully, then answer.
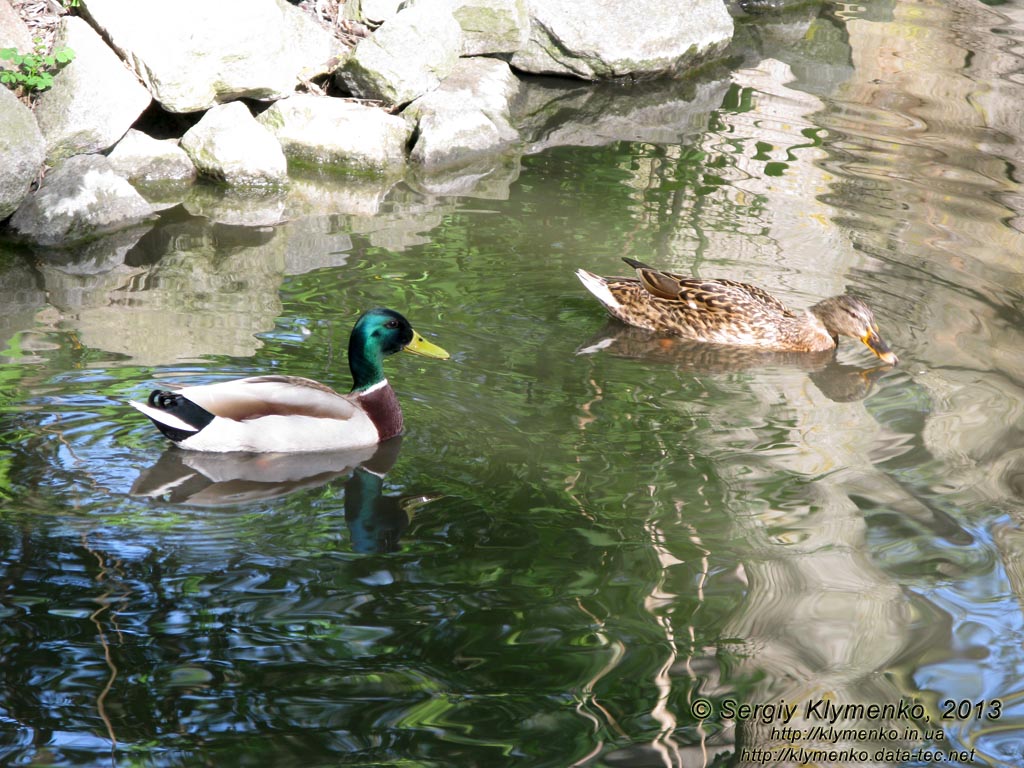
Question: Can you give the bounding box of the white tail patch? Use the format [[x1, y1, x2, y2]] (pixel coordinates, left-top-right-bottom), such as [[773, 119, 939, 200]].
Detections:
[[130, 399, 199, 433], [575, 269, 620, 311]]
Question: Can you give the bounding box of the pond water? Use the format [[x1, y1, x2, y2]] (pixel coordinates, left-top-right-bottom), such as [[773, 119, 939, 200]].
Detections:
[[3, 1, 1024, 766]]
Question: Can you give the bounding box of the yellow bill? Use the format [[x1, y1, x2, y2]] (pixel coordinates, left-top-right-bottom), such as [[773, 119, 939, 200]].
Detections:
[[861, 329, 898, 365], [404, 331, 450, 360]]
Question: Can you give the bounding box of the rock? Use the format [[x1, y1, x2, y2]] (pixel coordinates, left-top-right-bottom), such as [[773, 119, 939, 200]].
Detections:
[[0, 0, 33, 60], [337, 1, 463, 107], [511, 0, 734, 80], [0, 85, 45, 221], [9, 154, 156, 246], [405, 57, 522, 169], [79, 0, 345, 113], [107, 129, 197, 185], [257, 94, 409, 176], [180, 102, 288, 187], [342, 0, 404, 25], [33, 17, 152, 163], [447, 0, 529, 56]]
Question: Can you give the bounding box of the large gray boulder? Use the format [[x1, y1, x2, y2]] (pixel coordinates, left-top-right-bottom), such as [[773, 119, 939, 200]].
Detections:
[[448, 0, 529, 56], [511, 0, 734, 80], [9, 154, 156, 246], [34, 17, 152, 162], [405, 57, 522, 169], [337, 1, 464, 107], [106, 129, 197, 185], [79, 0, 345, 113], [180, 102, 288, 186], [0, 0, 33, 59], [257, 95, 409, 176], [0, 86, 45, 222]]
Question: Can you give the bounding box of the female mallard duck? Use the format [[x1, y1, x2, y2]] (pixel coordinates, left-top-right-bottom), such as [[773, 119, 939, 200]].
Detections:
[[576, 257, 897, 364], [130, 308, 449, 453]]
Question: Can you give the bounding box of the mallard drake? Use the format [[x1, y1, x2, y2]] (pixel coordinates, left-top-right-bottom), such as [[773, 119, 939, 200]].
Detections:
[[130, 308, 449, 453], [576, 257, 897, 364]]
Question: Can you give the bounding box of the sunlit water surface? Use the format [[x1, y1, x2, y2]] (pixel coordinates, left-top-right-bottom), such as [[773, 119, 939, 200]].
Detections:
[[2, 1, 1024, 766]]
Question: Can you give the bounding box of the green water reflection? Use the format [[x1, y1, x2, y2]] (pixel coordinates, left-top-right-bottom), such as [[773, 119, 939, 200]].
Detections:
[[3, 1, 1024, 766]]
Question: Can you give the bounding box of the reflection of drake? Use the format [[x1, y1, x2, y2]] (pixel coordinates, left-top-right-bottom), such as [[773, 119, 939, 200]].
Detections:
[[345, 462, 438, 554], [578, 323, 890, 402], [131, 437, 438, 553], [130, 443, 378, 505]]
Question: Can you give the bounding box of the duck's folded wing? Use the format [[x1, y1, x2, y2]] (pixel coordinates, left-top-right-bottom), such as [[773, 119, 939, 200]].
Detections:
[[179, 375, 360, 421], [708, 278, 794, 316], [637, 270, 795, 318]]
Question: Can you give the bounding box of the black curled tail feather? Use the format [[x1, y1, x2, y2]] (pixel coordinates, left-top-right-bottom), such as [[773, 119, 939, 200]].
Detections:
[[146, 389, 215, 443], [622, 257, 652, 270]]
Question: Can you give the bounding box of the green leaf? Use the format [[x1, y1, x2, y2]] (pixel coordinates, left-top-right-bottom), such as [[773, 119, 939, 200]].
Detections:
[[0, 48, 16, 61], [26, 73, 52, 90]]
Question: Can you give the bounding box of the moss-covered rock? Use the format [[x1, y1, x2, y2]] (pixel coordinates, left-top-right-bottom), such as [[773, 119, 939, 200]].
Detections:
[[9, 154, 155, 245], [0, 86, 44, 222], [511, 0, 734, 80], [257, 94, 409, 177], [405, 58, 522, 170], [336, 1, 463, 108], [180, 102, 288, 187], [34, 16, 152, 163]]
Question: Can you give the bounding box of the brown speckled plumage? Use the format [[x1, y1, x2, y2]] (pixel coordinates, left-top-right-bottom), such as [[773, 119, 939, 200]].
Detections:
[[576, 257, 898, 364]]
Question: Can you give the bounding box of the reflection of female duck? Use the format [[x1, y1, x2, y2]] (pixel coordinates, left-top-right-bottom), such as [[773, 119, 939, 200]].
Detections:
[[131, 309, 448, 452], [577, 258, 897, 364], [577, 323, 891, 402]]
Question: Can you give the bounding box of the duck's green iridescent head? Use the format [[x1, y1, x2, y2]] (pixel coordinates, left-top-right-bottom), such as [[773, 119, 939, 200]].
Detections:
[[349, 308, 449, 390]]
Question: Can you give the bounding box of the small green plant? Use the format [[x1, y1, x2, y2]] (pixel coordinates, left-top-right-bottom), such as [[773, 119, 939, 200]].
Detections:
[[0, 39, 75, 95]]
